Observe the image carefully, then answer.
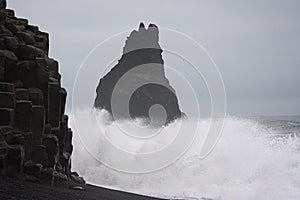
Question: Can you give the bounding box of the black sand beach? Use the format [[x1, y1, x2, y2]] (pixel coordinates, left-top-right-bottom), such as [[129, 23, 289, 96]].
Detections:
[[0, 177, 163, 200]]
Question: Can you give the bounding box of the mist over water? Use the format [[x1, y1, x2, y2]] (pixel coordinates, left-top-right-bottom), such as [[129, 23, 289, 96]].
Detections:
[[71, 109, 300, 200]]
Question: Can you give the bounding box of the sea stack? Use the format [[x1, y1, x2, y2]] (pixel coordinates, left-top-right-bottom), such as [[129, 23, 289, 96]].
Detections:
[[94, 23, 182, 124], [0, 0, 84, 188]]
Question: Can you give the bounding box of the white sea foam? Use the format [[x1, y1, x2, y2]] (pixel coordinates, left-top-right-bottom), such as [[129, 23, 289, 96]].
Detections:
[[70, 109, 300, 200]]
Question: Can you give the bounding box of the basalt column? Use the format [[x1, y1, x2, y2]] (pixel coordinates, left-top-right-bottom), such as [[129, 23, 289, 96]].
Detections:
[[0, 0, 84, 188]]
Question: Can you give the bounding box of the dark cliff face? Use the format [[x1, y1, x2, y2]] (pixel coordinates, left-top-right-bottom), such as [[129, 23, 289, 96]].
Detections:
[[94, 23, 182, 124], [0, 0, 84, 188]]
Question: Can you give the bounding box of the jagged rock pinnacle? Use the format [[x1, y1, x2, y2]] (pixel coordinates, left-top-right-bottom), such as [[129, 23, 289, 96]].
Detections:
[[94, 23, 183, 125], [139, 22, 145, 29]]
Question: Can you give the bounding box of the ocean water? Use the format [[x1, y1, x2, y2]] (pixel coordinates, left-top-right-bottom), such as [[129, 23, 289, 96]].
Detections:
[[71, 110, 300, 200]]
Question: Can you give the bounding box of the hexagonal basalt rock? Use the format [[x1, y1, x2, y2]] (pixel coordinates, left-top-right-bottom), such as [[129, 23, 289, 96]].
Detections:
[[0, 0, 84, 187]]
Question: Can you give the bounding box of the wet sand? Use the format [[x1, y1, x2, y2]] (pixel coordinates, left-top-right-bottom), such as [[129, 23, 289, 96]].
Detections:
[[0, 177, 164, 200]]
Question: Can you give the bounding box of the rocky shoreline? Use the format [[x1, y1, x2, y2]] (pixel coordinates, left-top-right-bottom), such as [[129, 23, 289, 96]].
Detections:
[[0, 1, 169, 199], [0, 0, 84, 189]]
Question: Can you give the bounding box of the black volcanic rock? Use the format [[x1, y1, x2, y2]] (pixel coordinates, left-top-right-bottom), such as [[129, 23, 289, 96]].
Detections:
[[94, 23, 182, 124], [0, 0, 84, 188]]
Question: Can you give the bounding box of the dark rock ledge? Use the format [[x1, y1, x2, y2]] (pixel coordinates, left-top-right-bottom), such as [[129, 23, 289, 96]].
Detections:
[[0, 0, 85, 189]]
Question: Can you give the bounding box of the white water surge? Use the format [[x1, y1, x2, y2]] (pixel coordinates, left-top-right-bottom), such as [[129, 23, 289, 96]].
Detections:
[[71, 109, 300, 200]]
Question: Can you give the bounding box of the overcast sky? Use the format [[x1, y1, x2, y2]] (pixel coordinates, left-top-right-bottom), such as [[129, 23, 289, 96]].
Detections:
[[8, 0, 300, 116]]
